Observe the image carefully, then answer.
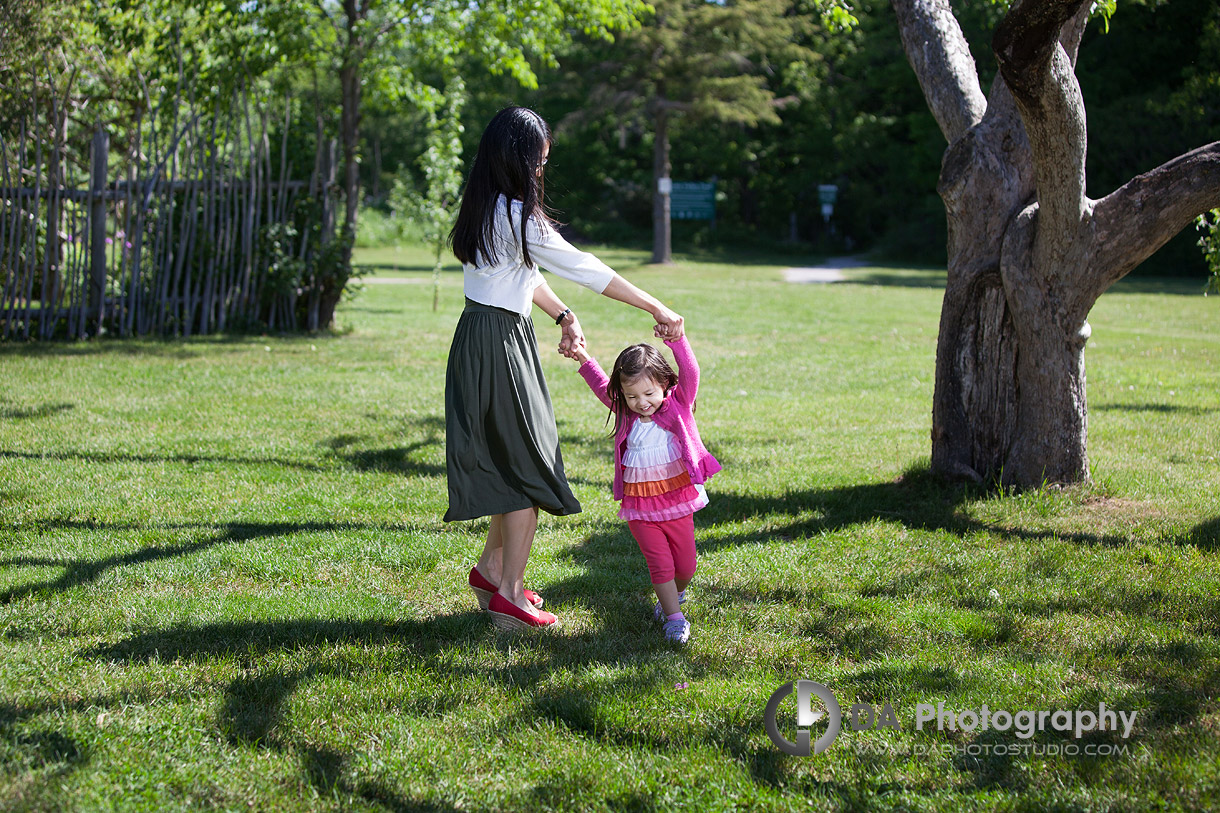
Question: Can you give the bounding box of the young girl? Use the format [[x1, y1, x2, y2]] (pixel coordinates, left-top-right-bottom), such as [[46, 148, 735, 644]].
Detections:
[[571, 335, 721, 643], [444, 106, 684, 632]]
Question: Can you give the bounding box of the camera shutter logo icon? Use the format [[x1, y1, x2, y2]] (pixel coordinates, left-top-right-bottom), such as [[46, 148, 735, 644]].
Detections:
[[764, 680, 842, 756]]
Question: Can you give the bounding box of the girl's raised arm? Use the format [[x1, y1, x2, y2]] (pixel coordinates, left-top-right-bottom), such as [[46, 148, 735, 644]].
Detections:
[[665, 334, 700, 405], [576, 353, 614, 410]]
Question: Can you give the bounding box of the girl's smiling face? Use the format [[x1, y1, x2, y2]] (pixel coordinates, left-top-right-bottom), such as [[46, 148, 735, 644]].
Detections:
[[621, 374, 665, 418]]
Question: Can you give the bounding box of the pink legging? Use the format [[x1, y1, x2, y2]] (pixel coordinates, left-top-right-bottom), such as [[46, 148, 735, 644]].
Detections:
[[627, 514, 697, 585]]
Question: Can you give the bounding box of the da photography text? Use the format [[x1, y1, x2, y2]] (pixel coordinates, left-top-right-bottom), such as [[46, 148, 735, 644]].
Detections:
[[764, 680, 1138, 757]]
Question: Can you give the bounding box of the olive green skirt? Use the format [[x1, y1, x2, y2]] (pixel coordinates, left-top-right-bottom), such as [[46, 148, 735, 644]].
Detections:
[[443, 299, 581, 522]]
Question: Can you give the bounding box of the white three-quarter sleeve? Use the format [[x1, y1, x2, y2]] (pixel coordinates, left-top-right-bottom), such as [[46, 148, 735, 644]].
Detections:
[[524, 217, 615, 294]]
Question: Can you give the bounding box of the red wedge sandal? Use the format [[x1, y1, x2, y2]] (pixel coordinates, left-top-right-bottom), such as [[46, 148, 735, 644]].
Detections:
[[468, 566, 544, 610], [488, 592, 559, 631]]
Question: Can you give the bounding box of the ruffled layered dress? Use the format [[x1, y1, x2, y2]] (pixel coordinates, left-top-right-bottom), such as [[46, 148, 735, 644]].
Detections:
[[619, 419, 709, 522]]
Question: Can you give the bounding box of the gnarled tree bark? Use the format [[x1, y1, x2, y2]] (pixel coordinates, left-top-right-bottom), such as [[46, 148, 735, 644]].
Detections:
[[892, 0, 1220, 486]]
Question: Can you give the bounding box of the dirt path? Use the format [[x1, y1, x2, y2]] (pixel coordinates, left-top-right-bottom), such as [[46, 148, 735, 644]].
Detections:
[[782, 256, 869, 283]]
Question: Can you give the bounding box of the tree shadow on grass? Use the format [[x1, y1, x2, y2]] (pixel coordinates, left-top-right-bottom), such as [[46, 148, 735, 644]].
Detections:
[[688, 466, 1220, 624], [8, 459, 1214, 806], [1104, 276, 1211, 296], [1189, 516, 1220, 552], [324, 435, 445, 478], [0, 519, 425, 605], [950, 671, 1198, 794], [1092, 402, 1217, 416], [82, 609, 851, 805], [0, 414, 454, 478], [696, 464, 1203, 553], [0, 339, 275, 360], [0, 447, 331, 472], [844, 269, 949, 289], [324, 414, 448, 478], [0, 695, 92, 803], [844, 274, 1213, 299], [1110, 642, 1220, 742], [0, 399, 74, 420], [81, 611, 691, 811], [0, 667, 462, 813], [300, 743, 464, 813], [318, 413, 616, 488], [526, 462, 1220, 788]]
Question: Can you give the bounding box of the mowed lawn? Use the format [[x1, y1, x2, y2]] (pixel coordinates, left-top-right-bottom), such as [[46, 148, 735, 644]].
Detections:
[[1, 245, 1218, 811]]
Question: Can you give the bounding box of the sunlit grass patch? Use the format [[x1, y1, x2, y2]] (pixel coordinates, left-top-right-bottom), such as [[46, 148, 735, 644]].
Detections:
[[0, 248, 1217, 809]]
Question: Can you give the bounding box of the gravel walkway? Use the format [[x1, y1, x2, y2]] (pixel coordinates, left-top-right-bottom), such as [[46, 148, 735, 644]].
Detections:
[[782, 255, 869, 283]]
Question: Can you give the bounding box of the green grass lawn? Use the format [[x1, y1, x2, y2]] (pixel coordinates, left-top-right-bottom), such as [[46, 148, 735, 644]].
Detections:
[[1, 245, 1218, 811]]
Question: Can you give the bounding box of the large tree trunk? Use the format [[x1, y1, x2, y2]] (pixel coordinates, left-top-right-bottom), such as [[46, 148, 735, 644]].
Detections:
[[326, 0, 367, 330], [651, 104, 672, 265], [340, 1, 365, 249], [999, 202, 1091, 484], [927, 82, 1028, 483], [893, 0, 1220, 486]]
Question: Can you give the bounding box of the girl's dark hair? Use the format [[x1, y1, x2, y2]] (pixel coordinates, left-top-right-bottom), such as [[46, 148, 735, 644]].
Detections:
[[449, 106, 552, 267], [606, 343, 678, 437]]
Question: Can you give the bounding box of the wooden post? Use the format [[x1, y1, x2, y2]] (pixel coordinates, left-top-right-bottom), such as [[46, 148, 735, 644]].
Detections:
[[307, 139, 337, 333], [44, 111, 64, 321], [651, 107, 672, 265], [322, 138, 337, 240], [89, 126, 109, 329]]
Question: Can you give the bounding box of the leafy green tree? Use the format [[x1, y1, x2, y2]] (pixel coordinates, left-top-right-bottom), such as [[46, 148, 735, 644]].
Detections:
[[391, 77, 466, 312], [250, 0, 646, 324], [742, 0, 948, 253], [561, 0, 821, 263], [0, 0, 50, 76], [1197, 209, 1220, 294]]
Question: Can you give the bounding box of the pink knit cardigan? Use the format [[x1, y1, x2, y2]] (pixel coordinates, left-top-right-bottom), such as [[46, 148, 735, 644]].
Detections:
[[578, 335, 722, 502]]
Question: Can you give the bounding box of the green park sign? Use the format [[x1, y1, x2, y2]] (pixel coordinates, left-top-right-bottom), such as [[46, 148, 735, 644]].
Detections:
[[670, 181, 716, 221]]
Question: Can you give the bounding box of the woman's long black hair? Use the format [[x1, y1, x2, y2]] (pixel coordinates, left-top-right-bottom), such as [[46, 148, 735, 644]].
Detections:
[[449, 106, 552, 267]]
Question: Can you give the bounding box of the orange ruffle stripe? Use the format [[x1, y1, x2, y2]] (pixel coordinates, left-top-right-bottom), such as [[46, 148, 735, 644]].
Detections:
[[621, 484, 703, 513], [623, 472, 693, 497]]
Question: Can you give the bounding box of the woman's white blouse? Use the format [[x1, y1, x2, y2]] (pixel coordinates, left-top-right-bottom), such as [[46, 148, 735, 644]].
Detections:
[[463, 196, 615, 316]]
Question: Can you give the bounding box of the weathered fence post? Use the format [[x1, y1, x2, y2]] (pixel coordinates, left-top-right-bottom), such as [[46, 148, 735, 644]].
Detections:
[[306, 139, 338, 333], [88, 126, 109, 330]]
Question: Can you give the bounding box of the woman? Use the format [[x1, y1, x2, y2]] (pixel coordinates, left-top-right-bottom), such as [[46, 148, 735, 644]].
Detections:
[[446, 106, 683, 630]]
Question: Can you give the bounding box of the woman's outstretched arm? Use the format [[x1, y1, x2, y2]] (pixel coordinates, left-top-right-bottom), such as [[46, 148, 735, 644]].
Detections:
[[599, 274, 684, 339]]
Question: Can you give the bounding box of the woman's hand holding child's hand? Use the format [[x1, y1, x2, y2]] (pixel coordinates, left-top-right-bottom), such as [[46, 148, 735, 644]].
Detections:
[[652, 306, 684, 340], [558, 313, 585, 359], [569, 344, 591, 364], [561, 337, 590, 363], [558, 316, 590, 363]]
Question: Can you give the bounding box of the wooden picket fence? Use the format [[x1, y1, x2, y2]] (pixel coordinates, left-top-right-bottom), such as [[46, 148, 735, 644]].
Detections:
[[0, 86, 339, 340]]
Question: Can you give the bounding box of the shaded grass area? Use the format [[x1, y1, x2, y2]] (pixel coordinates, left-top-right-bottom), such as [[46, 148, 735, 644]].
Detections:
[[1, 247, 1218, 810]]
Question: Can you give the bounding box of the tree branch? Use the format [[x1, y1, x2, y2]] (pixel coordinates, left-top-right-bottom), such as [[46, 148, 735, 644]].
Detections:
[[993, 0, 1088, 104], [1089, 141, 1220, 293], [313, 0, 342, 38], [1058, 2, 1089, 66], [993, 0, 1091, 271], [890, 0, 986, 144]]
